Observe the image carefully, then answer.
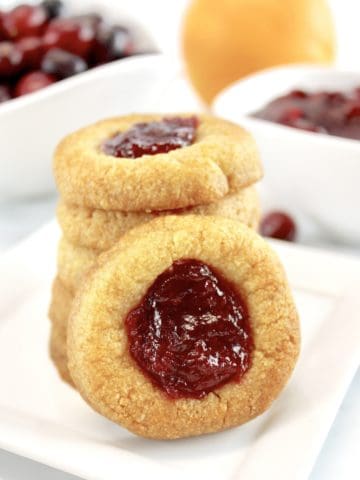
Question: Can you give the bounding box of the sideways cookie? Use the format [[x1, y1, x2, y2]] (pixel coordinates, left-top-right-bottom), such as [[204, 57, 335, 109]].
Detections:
[[57, 237, 99, 293], [54, 114, 262, 211], [58, 187, 260, 250], [68, 215, 300, 439], [48, 277, 74, 387]]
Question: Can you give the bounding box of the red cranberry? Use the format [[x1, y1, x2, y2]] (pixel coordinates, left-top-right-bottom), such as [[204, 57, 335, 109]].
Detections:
[[91, 27, 110, 64], [40, 0, 65, 20], [326, 92, 346, 105], [107, 26, 134, 59], [0, 11, 6, 40], [42, 48, 87, 78], [346, 104, 360, 122], [125, 259, 253, 399], [2, 5, 48, 40], [17, 36, 43, 69], [103, 116, 199, 158], [14, 70, 56, 96], [43, 17, 96, 59], [92, 25, 134, 64], [0, 41, 23, 76], [288, 89, 307, 99], [260, 211, 297, 242], [0, 84, 11, 103]]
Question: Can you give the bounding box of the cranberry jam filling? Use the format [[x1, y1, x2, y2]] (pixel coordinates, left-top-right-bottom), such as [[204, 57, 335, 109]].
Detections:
[[102, 116, 199, 158], [252, 87, 360, 140], [125, 259, 253, 399]]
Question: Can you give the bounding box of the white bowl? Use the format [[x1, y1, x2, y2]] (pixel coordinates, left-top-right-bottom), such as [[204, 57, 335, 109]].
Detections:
[[0, 0, 202, 200], [213, 65, 360, 245]]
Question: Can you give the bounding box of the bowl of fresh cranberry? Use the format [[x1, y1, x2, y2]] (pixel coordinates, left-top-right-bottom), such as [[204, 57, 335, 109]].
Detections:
[[0, 0, 157, 103], [0, 1, 201, 199], [214, 65, 360, 245]]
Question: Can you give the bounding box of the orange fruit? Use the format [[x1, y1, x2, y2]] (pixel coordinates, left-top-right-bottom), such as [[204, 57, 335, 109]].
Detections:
[[182, 0, 335, 104]]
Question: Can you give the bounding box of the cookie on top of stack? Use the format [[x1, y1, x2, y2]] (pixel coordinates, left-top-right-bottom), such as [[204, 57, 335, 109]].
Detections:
[[49, 113, 263, 386]]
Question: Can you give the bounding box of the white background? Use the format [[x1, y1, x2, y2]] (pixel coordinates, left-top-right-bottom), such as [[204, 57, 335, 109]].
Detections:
[[0, 0, 359, 479]]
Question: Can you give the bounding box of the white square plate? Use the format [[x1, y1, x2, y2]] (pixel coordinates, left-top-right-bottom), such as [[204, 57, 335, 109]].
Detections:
[[0, 222, 359, 480]]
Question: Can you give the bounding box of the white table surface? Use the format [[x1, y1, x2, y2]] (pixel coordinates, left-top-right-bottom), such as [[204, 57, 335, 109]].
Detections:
[[1, 0, 360, 478]]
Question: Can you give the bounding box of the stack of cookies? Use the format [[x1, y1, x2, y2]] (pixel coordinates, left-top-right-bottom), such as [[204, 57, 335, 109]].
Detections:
[[49, 113, 264, 386]]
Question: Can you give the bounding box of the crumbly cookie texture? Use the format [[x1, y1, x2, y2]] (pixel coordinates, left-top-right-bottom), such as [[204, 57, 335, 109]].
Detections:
[[54, 114, 262, 211], [68, 215, 300, 440], [48, 277, 75, 387], [57, 188, 260, 290], [57, 237, 99, 294], [58, 187, 260, 250]]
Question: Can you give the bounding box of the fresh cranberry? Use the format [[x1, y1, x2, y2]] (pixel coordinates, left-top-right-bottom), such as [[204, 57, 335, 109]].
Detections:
[[125, 259, 253, 399], [14, 70, 56, 96], [103, 116, 199, 158], [0, 41, 23, 76], [107, 26, 134, 59], [43, 17, 96, 58], [92, 25, 134, 64], [40, 0, 65, 20], [42, 48, 87, 78], [260, 211, 297, 242], [326, 92, 346, 105], [288, 89, 307, 99], [91, 26, 110, 64], [17, 36, 43, 69], [2, 5, 48, 40], [346, 104, 360, 122], [0, 84, 11, 103], [0, 11, 6, 40]]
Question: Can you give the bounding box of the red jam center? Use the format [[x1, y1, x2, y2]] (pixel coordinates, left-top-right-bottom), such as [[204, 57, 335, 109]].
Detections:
[[252, 88, 360, 140], [125, 259, 253, 399], [102, 116, 199, 158]]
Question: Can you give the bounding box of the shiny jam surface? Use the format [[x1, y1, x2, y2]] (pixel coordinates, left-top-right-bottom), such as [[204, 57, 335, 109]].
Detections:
[[102, 116, 199, 158], [125, 259, 253, 399], [252, 87, 360, 140]]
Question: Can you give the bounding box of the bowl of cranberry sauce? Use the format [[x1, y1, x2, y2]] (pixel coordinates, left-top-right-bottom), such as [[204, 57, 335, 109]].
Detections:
[[252, 86, 360, 141], [214, 65, 360, 244]]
